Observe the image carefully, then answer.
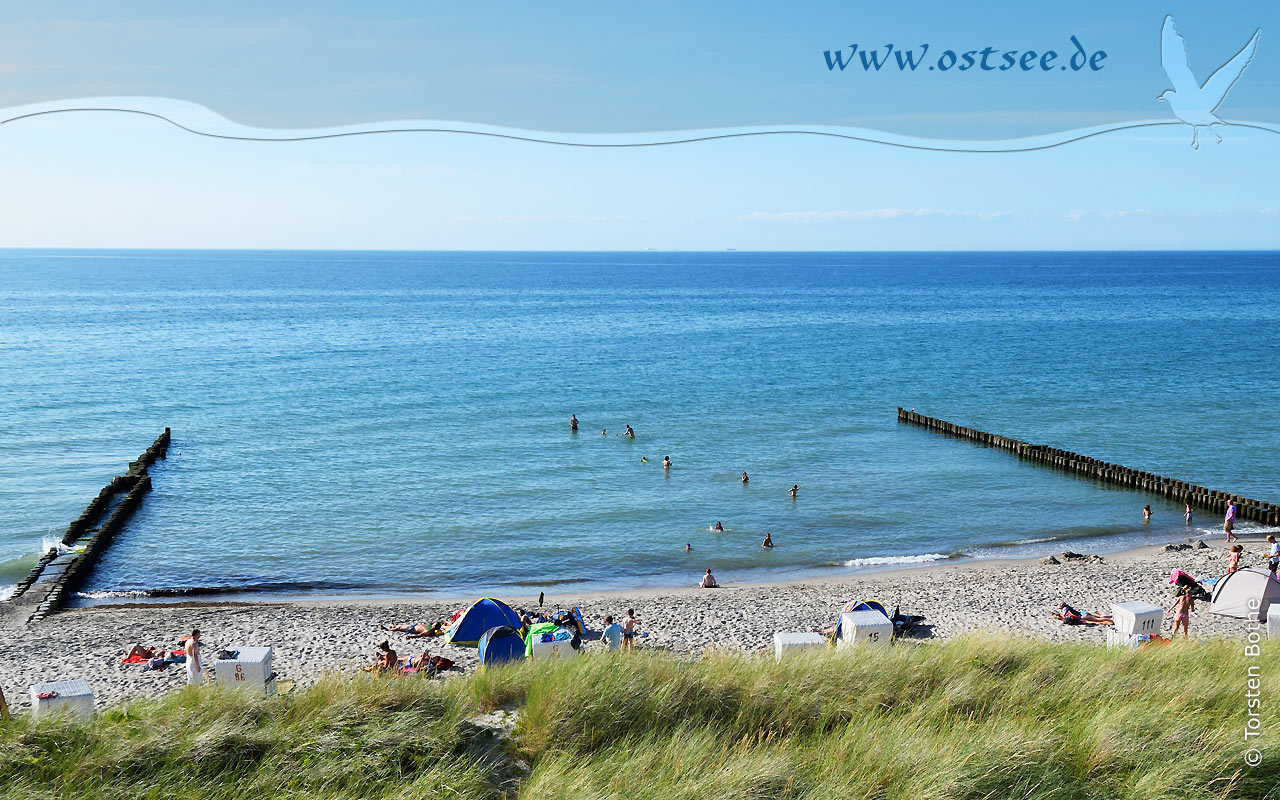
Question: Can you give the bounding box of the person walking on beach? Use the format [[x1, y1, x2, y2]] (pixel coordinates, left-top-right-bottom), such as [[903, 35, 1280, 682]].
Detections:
[[1268, 535, 1280, 581], [1143, 505, 1152, 522], [622, 608, 640, 651], [1167, 590, 1194, 638], [699, 568, 719, 588], [1184, 502, 1193, 525], [761, 533, 774, 549], [600, 615, 623, 650], [570, 414, 578, 431], [184, 629, 202, 686], [1224, 501, 1238, 542]]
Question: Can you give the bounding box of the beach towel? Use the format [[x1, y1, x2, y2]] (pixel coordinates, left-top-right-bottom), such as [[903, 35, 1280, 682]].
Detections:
[[122, 649, 155, 665]]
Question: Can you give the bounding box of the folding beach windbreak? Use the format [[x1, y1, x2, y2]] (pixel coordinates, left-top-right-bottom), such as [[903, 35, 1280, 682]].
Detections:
[[445, 598, 522, 645], [1210, 567, 1280, 622], [478, 626, 526, 669]]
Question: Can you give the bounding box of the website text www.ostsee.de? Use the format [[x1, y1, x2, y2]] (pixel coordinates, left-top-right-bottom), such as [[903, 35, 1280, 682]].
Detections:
[[823, 35, 1107, 73]]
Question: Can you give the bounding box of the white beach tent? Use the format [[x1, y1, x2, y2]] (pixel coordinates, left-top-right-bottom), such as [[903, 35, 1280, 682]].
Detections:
[[1209, 567, 1280, 622]]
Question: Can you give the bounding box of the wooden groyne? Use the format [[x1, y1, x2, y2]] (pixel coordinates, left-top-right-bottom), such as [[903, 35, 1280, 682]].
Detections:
[[897, 409, 1280, 527], [5, 429, 170, 623]]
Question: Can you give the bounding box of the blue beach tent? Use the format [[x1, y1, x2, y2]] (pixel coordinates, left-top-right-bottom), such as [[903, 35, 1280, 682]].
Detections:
[[478, 626, 526, 669], [445, 598, 523, 645]]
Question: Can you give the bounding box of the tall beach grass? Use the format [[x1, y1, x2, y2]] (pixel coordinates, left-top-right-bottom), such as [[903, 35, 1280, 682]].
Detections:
[[2, 635, 1274, 799]]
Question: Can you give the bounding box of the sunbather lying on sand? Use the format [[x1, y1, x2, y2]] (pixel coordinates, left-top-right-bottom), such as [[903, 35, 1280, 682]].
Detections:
[[1053, 603, 1113, 626], [381, 620, 446, 638]]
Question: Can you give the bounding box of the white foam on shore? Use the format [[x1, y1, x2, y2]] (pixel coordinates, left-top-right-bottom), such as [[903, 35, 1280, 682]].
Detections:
[[844, 553, 947, 567], [74, 589, 151, 600]]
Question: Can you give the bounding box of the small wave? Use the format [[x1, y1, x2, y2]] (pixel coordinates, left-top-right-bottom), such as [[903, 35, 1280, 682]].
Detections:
[[508, 577, 591, 587], [843, 553, 947, 567], [0, 584, 16, 602], [75, 579, 388, 600]]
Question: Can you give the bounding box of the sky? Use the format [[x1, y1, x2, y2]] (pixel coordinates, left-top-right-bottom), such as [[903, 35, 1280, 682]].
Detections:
[[0, 2, 1276, 250]]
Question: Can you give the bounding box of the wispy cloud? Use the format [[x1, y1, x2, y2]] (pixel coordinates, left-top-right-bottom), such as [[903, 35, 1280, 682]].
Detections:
[[452, 213, 651, 224], [735, 208, 1011, 223]]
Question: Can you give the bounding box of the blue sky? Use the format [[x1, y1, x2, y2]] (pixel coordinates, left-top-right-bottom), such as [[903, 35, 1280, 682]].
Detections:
[[0, 2, 1275, 249]]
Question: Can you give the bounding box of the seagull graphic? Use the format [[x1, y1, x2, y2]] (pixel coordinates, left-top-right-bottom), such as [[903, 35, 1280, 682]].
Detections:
[[1158, 15, 1260, 149]]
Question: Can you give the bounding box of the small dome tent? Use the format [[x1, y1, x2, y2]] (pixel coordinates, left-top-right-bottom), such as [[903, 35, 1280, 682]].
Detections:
[[478, 626, 526, 669], [1210, 567, 1280, 621], [445, 598, 522, 645]]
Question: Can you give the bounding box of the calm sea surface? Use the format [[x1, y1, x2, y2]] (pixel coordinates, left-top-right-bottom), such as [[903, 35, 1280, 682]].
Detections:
[[1, 250, 1277, 602]]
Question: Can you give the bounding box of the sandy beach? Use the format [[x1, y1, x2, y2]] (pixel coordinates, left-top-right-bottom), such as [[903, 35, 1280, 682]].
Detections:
[[1, 535, 1270, 713]]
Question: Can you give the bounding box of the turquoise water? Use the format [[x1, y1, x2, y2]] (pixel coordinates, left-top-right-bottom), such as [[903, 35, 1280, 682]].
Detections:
[[1, 250, 1278, 601]]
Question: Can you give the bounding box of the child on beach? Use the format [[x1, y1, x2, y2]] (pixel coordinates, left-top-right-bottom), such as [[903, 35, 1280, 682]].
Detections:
[[1224, 502, 1237, 542], [1167, 591, 1194, 638], [1227, 544, 1243, 574], [622, 608, 640, 650], [699, 568, 718, 588]]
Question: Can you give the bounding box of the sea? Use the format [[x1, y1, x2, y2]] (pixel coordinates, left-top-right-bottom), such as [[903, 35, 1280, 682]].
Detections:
[[2, 250, 1278, 604]]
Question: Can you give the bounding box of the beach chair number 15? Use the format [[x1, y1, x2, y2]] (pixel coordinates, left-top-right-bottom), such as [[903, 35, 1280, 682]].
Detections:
[[234, 665, 245, 681]]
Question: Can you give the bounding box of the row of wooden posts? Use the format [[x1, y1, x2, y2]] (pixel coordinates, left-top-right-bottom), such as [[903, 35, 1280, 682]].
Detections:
[[6, 429, 170, 621], [897, 409, 1279, 527]]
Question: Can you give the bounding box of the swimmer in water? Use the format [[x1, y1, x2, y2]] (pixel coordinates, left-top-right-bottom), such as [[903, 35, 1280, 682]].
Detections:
[[740, 471, 749, 484], [1143, 504, 1152, 522], [685, 543, 693, 552], [789, 484, 799, 498], [663, 456, 671, 469], [624, 424, 635, 438], [601, 429, 607, 436], [713, 521, 724, 531], [570, 414, 578, 431], [641, 456, 648, 463], [761, 533, 774, 549]]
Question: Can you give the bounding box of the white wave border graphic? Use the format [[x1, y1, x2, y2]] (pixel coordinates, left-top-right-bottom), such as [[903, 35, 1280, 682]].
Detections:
[[4, 97, 1279, 153]]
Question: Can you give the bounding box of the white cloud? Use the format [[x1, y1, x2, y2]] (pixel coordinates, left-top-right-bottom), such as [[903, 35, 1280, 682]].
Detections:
[[735, 208, 1011, 223]]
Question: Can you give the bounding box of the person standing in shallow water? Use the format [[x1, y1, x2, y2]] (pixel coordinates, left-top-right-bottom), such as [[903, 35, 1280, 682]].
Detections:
[[761, 533, 774, 549], [740, 472, 749, 484], [789, 484, 799, 498], [624, 424, 635, 438], [1143, 505, 1152, 522], [1184, 502, 1193, 525], [663, 456, 671, 470], [570, 414, 578, 431]]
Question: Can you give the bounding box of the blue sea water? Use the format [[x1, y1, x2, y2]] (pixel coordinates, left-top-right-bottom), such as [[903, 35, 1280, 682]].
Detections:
[[1, 250, 1278, 602]]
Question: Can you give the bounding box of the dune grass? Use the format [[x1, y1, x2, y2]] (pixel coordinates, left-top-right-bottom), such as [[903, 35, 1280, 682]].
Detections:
[[2, 635, 1275, 799]]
